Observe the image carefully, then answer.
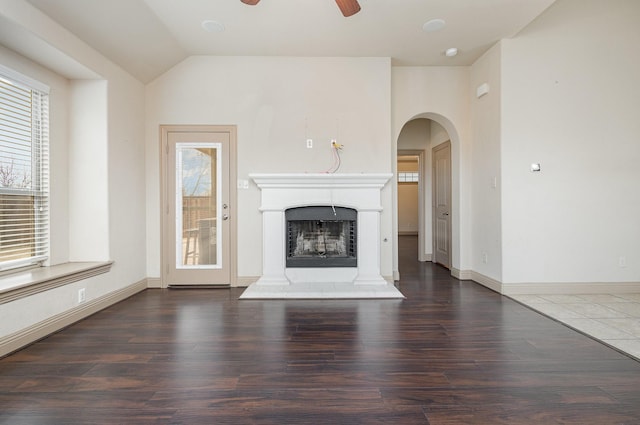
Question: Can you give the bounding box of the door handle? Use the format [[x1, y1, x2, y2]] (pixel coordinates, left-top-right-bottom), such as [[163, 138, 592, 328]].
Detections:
[[443, 212, 449, 216], [222, 214, 229, 221]]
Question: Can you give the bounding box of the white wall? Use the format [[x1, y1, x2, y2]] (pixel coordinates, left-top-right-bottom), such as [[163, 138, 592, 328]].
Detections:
[[146, 56, 393, 281], [469, 43, 503, 281], [68, 80, 109, 261], [391, 66, 471, 276], [501, 0, 640, 285]]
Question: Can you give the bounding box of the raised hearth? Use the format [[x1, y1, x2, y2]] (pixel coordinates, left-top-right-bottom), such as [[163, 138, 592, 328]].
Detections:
[[239, 173, 404, 299]]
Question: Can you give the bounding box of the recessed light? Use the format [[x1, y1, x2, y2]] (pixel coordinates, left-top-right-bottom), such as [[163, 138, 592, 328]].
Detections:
[[445, 47, 458, 57], [201, 20, 225, 33], [422, 18, 446, 32]]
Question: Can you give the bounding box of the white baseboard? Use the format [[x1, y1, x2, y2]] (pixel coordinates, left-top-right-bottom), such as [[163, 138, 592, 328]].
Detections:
[[469, 271, 502, 293], [502, 281, 640, 295], [149, 276, 259, 288], [451, 268, 473, 281], [0, 279, 147, 358], [235, 276, 259, 287], [450, 269, 640, 296], [146, 277, 162, 288]]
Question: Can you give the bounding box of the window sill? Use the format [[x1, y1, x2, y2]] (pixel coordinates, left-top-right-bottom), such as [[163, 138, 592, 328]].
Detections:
[[0, 261, 114, 305]]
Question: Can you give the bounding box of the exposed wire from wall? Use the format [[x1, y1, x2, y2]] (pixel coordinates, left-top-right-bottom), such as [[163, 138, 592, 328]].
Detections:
[[322, 140, 343, 174]]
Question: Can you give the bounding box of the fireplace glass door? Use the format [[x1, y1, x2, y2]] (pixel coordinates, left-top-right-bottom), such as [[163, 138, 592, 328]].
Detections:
[[286, 206, 357, 268]]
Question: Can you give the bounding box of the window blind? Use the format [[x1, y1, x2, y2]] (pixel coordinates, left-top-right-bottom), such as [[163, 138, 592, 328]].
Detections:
[[0, 70, 49, 271]]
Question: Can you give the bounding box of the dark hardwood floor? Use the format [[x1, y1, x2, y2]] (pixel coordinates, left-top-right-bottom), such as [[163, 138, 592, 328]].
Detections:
[[2, 236, 640, 424]]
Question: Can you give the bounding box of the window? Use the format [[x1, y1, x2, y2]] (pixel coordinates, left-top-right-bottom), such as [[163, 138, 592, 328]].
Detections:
[[0, 66, 49, 271], [398, 172, 419, 183]]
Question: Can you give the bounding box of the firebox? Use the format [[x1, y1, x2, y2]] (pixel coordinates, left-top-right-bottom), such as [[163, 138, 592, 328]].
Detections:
[[285, 206, 357, 268]]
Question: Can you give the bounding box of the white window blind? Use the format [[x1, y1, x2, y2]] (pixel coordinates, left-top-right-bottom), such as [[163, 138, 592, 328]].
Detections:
[[0, 69, 49, 271]]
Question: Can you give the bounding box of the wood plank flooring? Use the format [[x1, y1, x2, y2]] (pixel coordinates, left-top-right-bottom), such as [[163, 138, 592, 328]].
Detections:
[[2, 236, 640, 424]]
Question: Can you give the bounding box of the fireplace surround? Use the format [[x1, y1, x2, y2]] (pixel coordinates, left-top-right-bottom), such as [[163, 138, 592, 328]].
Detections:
[[239, 173, 404, 299]]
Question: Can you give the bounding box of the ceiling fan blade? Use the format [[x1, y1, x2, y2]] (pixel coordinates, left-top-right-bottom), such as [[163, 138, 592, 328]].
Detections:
[[335, 0, 361, 17], [240, 0, 260, 5]]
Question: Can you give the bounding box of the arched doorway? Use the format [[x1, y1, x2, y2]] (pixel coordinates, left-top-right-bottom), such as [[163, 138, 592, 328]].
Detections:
[[395, 114, 457, 277]]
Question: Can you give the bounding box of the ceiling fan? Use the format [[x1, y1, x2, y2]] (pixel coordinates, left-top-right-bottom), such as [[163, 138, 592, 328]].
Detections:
[[240, 0, 361, 17]]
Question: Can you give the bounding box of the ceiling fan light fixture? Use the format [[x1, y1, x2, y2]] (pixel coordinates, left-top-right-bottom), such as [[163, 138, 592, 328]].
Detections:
[[240, 0, 261, 4], [423, 19, 446, 32], [445, 47, 458, 57], [335, 0, 361, 17], [201, 20, 225, 33]]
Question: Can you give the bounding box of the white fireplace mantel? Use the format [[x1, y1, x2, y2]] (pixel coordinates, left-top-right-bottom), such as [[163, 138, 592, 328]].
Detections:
[[251, 173, 393, 189], [251, 173, 392, 213], [240, 173, 404, 299]]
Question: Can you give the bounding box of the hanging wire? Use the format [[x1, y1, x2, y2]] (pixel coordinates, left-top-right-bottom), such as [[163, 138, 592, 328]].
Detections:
[[322, 141, 343, 174]]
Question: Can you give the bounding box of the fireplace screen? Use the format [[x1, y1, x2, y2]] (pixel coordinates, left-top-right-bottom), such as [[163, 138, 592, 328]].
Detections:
[[286, 206, 357, 268]]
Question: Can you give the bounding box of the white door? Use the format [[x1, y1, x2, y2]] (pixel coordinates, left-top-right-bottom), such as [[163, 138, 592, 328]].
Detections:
[[432, 141, 451, 269], [161, 125, 235, 287]]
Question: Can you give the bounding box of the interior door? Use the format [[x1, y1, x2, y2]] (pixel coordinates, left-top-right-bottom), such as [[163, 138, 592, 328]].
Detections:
[[432, 141, 451, 269], [161, 126, 235, 287]]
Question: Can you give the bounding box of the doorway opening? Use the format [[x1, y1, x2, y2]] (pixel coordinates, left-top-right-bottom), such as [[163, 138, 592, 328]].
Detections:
[[396, 117, 453, 276], [160, 125, 237, 288]]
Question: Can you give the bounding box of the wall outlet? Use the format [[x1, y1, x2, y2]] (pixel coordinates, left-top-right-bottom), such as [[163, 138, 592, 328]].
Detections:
[[619, 256, 627, 268], [306, 139, 313, 148], [78, 288, 86, 303], [482, 253, 488, 264]]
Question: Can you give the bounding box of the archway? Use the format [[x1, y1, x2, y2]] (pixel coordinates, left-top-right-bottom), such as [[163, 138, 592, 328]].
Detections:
[[394, 113, 461, 280]]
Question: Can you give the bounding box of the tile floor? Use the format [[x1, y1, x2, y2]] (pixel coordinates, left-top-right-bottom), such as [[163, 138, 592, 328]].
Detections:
[[510, 293, 640, 361]]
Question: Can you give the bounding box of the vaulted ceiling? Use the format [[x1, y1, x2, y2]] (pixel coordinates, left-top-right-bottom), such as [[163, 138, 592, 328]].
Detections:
[[22, 0, 556, 83]]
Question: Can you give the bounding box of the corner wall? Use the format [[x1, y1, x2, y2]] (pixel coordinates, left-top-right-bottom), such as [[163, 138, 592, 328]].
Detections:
[[501, 0, 640, 289], [0, 0, 146, 344], [469, 43, 503, 283]]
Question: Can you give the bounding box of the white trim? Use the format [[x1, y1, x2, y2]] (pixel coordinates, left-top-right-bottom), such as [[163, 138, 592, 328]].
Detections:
[[250, 173, 393, 189], [451, 267, 473, 281], [469, 271, 502, 293], [420, 253, 432, 262], [502, 281, 640, 295], [450, 268, 502, 293], [449, 269, 640, 296], [235, 276, 259, 287], [0, 279, 146, 358], [0, 64, 50, 94], [146, 277, 162, 288], [0, 262, 113, 304]]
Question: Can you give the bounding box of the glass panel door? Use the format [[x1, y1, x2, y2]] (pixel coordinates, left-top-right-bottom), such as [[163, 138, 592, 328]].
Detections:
[[162, 127, 232, 287], [176, 143, 221, 269]]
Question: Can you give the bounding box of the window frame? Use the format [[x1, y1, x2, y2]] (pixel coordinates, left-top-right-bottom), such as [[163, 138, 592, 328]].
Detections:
[[0, 64, 50, 272]]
